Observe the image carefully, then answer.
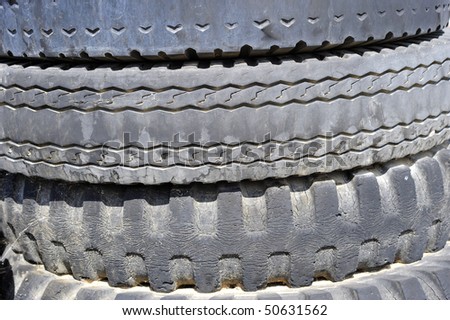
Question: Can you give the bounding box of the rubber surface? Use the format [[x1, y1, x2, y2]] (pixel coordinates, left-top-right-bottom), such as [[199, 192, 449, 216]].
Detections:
[[0, 222, 14, 300], [2, 31, 450, 184], [1, 144, 450, 293], [7, 242, 450, 299], [0, 0, 449, 60]]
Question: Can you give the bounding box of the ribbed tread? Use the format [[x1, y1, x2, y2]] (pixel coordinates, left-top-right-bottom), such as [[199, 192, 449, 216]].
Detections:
[[0, 113, 449, 168], [2, 59, 450, 113], [2, 32, 450, 184]]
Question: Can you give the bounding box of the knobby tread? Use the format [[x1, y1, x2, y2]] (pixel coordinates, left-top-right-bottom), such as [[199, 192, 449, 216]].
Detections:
[[1, 144, 450, 293], [2, 31, 450, 184], [7, 242, 450, 299], [0, 0, 448, 60]]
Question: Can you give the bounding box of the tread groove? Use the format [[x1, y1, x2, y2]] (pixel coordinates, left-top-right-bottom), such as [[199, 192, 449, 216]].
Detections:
[[4, 145, 447, 292]]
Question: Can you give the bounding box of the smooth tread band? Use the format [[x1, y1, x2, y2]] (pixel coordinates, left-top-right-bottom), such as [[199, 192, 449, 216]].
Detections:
[[0, 0, 449, 60]]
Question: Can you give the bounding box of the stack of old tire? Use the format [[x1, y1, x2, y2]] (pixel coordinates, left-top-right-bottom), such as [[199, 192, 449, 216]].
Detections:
[[1, 0, 450, 300]]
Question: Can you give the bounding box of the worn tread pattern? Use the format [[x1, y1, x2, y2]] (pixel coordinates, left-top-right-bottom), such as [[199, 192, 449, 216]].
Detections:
[[2, 59, 450, 113], [2, 32, 450, 184], [0, 113, 449, 168], [7, 242, 450, 299], [0, 0, 449, 60], [1, 144, 450, 293]]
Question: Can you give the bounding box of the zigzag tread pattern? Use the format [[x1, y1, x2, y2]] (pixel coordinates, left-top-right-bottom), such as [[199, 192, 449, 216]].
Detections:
[[0, 113, 449, 168], [2, 28, 450, 185], [0, 131, 448, 185], [1, 60, 450, 112]]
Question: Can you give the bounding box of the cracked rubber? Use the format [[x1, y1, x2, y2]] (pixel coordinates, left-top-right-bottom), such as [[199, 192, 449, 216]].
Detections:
[[7, 242, 450, 299], [2, 31, 450, 184], [1, 144, 450, 293], [0, 0, 449, 60]]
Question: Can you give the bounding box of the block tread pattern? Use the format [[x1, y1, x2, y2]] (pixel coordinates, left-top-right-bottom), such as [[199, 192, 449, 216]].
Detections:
[[8, 242, 450, 299], [1, 144, 450, 293]]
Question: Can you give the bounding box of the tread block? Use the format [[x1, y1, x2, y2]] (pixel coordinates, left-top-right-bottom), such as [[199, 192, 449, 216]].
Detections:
[[41, 279, 83, 300], [6, 243, 450, 299], [358, 240, 381, 270], [427, 266, 450, 299], [378, 276, 427, 300], [303, 290, 334, 300], [411, 270, 448, 299], [240, 182, 268, 233], [15, 271, 54, 300], [343, 284, 383, 300], [75, 287, 117, 300], [115, 291, 155, 300]]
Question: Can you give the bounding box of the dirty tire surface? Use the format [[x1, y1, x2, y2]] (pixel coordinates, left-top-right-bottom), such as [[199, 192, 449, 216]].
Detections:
[[2, 31, 450, 184], [8, 239, 450, 300], [0, 0, 449, 60], [1, 144, 450, 293]]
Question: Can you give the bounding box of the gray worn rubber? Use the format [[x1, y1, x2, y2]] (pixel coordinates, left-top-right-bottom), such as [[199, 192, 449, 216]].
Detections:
[[8, 242, 450, 299], [0, 195, 14, 299], [1, 144, 450, 293], [0, 0, 449, 60], [2, 31, 450, 184]]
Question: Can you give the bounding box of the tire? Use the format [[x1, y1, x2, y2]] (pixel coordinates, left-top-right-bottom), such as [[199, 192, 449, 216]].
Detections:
[[1, 144, 450, 293], [0, 198, 13, 300], [1, 31, 450, 184], [7, 232, 450, 300], [0, 0, 449, 60], [0, 259, 14, 300]]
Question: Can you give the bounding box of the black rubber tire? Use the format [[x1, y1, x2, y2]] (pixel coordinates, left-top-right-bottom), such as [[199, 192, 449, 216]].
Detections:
[[2, 31, 450, 184], [0, 0, 449, 60], [1, 144, 450, 293], [7, 242, 450, 300], [0, 194, 13, 300], [0, 198, 14, 300]]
